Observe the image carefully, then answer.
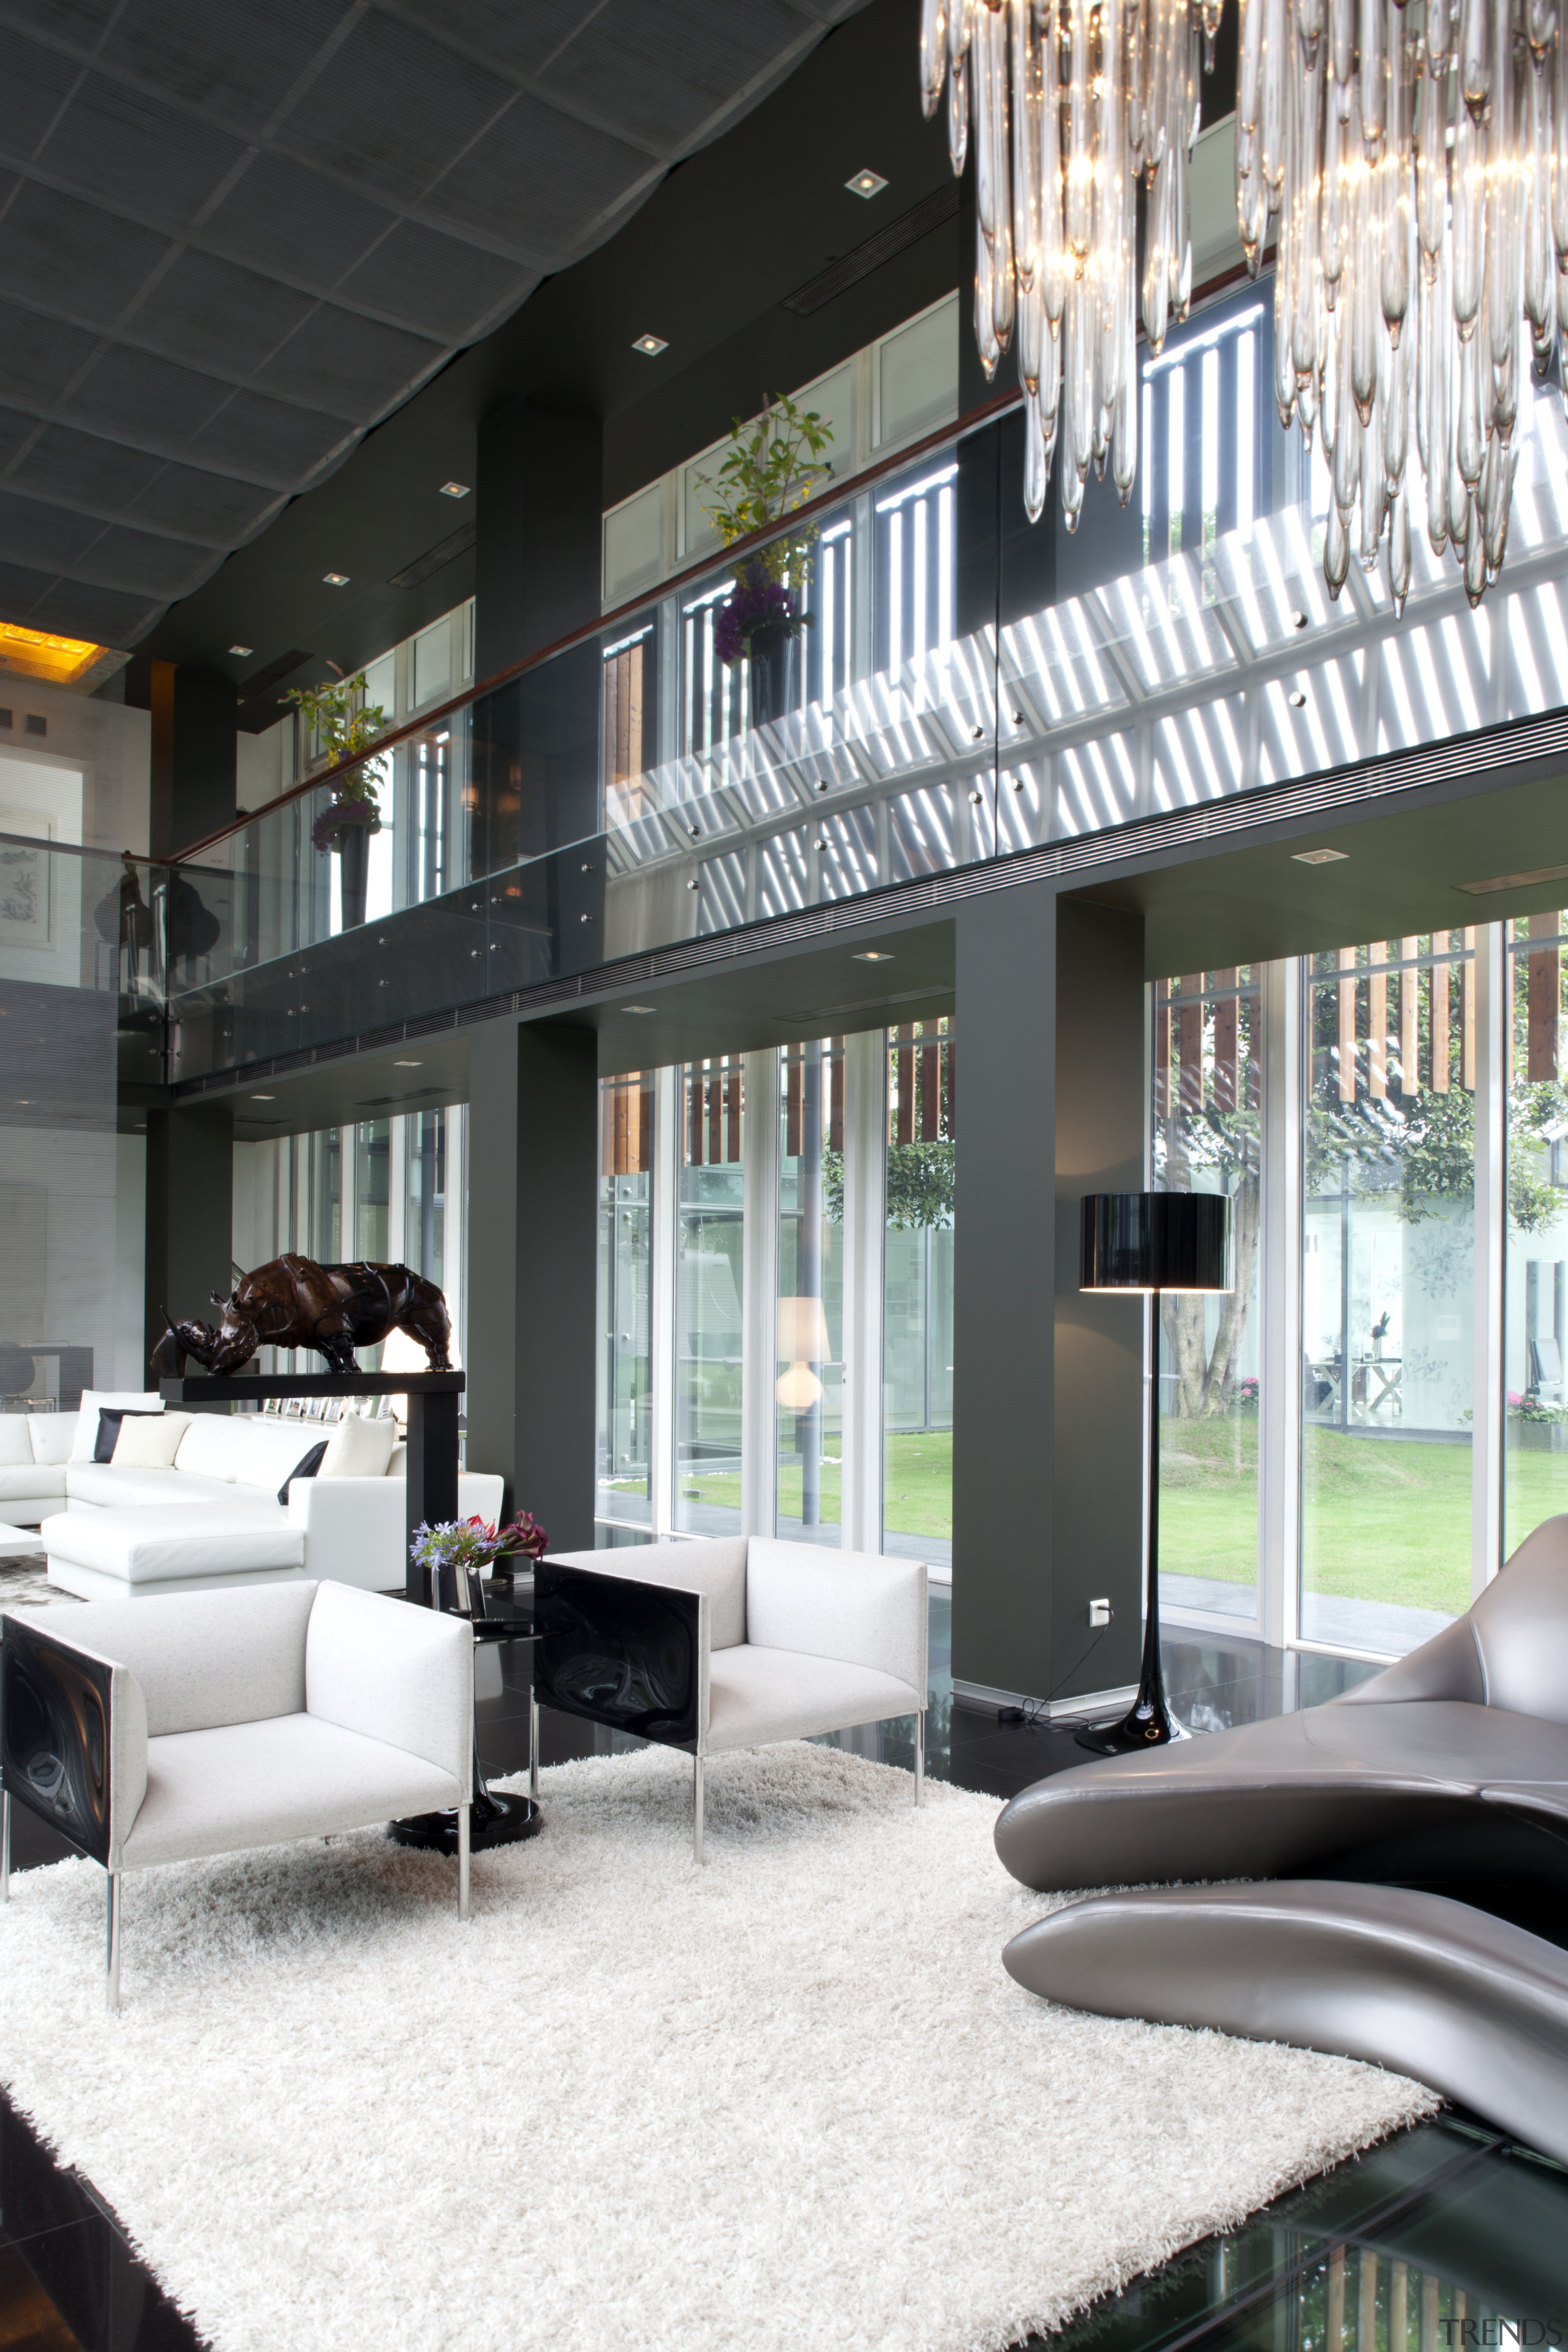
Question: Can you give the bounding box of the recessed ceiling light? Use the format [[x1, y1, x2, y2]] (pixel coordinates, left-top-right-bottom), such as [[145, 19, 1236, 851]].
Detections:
[[323, 572, 349, 587], [622, 1005, 658, 1014], [1292, 847, 1349, 865], [393, 1058, 423, 1067], [439, 481, 470, 499], [1287, 689, 1307, 707], [229, 644, 253, 657], [846, 168, 888, 198], [632, 333, 668, 356], [251, 1092, 276, 1099], [852, 950, 895, 962]]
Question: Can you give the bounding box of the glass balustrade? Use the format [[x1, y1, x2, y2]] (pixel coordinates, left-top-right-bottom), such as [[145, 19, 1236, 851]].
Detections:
[[80, 273, 1568, 1089]]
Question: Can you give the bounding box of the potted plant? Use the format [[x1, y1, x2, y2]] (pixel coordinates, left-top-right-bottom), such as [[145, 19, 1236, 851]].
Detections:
[[409, 1510, 549, 1611], [287, 671, 388, 930], [700, 392, 834, 729]]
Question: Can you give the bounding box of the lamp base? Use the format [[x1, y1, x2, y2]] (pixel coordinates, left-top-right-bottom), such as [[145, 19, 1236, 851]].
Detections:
[[387, 1793, 543, 1855], [1074, 1693, 1188, 1758]]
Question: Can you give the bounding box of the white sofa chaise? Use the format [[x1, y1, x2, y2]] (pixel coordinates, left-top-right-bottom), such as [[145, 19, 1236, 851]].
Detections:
[[4, 1405, 502, 1599], [533, 1536, 929, 1860], [0, 1581, 475, 2008]]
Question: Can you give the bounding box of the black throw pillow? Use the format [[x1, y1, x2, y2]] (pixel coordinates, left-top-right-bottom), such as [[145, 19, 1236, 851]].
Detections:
[[95, 1408, 160, 1464], [278, 1441, 328, 1507]]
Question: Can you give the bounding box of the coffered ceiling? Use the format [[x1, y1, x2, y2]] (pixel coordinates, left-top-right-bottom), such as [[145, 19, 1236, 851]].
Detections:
[[0, 0, 865, 650]]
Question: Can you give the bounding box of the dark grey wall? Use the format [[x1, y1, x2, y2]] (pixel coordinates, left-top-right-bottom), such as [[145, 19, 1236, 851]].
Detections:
[[951, 886, 1146, 1706], [474, 405, 604, 682], [144, 1102, 234, 1373], [466, 1014, 599, 1545]]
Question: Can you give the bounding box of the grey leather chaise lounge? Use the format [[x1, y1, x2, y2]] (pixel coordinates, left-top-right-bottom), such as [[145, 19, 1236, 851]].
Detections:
[[995, 1514, 1568, 2162]]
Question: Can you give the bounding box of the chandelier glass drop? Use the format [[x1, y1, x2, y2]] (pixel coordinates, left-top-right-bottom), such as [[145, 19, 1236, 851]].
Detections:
[[921, 0, 1568, 608], [921, 0, 1216, 532]]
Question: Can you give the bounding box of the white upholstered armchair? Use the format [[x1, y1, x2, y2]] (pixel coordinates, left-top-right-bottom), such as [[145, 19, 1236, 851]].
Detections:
[[533, 1537, 929, 1860], [0, 1581, 474, 2009]]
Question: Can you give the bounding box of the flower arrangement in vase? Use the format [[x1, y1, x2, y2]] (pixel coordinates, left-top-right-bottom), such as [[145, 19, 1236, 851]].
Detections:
[[409, 1510, 550, 1612], [287, 670, 388, 928], [699, 393, 833, 726]]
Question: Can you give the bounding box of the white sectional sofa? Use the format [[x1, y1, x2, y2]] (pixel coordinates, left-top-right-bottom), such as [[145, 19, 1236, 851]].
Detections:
[[0, 1404, 501, 1600]]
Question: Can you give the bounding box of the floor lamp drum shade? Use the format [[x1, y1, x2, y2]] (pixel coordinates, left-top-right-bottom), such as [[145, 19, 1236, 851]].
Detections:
[[1080, 1193, 1232, 1297]]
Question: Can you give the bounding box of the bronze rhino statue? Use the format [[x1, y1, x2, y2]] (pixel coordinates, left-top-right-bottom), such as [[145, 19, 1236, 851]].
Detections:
[[152, 1254, 451, 1379]]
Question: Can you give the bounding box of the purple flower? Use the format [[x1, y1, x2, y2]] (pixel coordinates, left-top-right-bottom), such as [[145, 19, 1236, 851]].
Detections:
[[311, 795, 379, 854], [714, 560, 803, 668]]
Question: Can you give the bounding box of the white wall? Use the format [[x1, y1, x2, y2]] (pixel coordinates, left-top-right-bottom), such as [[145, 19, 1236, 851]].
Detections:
[[0, 682, 149, 856], [114, 1131, 146, 1389]]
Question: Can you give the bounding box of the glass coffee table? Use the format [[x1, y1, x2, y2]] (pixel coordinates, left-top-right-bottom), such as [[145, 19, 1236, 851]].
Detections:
[[388, 1579, 543, 1856]]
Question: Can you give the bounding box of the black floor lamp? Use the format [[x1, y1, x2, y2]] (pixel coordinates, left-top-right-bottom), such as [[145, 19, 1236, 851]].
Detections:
[[1076, 1190, 1232, 1758]]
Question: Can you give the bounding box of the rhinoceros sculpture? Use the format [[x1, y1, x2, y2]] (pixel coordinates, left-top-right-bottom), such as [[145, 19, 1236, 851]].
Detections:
[[151, 1254, 451, 1379]]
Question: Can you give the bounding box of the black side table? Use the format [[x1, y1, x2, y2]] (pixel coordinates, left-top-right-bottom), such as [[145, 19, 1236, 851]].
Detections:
[[388, 1581, 544, 1856]]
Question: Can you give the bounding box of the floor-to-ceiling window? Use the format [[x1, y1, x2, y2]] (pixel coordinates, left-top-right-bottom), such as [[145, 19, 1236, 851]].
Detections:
[[674, 1055, 745, 1534], [597, 1072, 653, 1531], [1154, 970, 1262, 1626], [1504, 909, 1568, 1550], [883, 1019, 954, 1574], [776, 1038, 843, 1547], [1300, 935, 1476, 1653]]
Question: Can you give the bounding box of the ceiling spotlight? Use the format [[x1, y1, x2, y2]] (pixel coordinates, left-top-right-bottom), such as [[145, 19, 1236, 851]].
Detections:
[[632, 333, 668, 356], [846, 168, 888, 198], [323, 573, 349, 587], [439, 481, 470, 499], [1291, 609, 1308, 628], [393, 1059, 423, 1068], [1287, 689, 1307, 708], [251, 1093, 276, 1100], [229, 644, 253, 657], [623, 1005, 658, 1014], [1292, 847, 1349, 865], [852, 950, 895, 962]]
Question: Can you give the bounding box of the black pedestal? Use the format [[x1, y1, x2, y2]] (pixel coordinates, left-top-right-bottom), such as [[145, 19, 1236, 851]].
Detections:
[[387, 1790, 541, 1855]]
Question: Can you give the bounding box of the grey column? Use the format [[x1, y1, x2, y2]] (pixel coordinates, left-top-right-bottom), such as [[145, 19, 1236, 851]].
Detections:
[[143, 1102, 234, 1374], [466, 1014, 599, 1545], [951, 888, 1146, 1710]]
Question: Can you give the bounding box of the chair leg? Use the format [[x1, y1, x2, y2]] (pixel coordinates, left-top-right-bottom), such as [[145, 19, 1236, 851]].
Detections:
[[1, 1788, 10, 1903], [105, 1871, 121, 2015], [529, 1687, 540, 1801], [457, 1802, 470, 1923], [693, 1752, 705, 1866], [914, 1709, 925, 1807]]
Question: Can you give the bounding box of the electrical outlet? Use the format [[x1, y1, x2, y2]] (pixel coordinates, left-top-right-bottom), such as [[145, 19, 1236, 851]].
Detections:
[[1088, 1598, 1112, 1627]]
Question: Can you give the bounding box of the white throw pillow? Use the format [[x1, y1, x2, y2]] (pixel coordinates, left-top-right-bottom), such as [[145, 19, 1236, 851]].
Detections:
[[112, 1411, 194, 1468], [0, 1418, 32, 1467], [69, 1391, 162, 1462], [28, 1413, 75, 1465], [228, 1417, 331, 1493], [173, 1415, 244, 1482], [318, 1412, 399, 1480]]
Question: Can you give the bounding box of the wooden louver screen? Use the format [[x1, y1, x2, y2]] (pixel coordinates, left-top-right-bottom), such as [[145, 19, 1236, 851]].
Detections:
[[783, 1039, 845, 1158], [889, 1022, 954, 1143], [601, 1072, 652, 1177], [1155, 973, 1259, 1117], [685, 1058, 744, 1166]]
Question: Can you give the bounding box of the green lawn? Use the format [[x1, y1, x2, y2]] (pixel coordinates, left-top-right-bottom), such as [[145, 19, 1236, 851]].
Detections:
[[641, 1417, 1568, 1622], [663, 1430, 956, 1537]]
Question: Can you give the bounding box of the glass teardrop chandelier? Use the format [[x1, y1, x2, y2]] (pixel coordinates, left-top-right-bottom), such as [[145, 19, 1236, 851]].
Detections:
[[921, 0, 1567, 609]]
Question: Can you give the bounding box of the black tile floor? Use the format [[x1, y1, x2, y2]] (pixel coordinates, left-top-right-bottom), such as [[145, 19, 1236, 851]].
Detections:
[[4, 1600, 1559, 2350]]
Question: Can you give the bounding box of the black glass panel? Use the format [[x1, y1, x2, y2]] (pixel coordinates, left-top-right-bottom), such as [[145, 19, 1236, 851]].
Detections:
[[533, 1564, 700, 1751]]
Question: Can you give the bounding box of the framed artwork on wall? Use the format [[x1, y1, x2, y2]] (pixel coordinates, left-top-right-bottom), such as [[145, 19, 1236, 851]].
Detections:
[[0, 809, 54, 949]]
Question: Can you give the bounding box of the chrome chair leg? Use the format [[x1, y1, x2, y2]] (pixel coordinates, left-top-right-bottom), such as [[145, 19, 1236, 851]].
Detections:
[[457, 1801, 470, 1922], [1, 1787, 10, 1902], [915, 1709, 925, 1807], [105, 1871, 121, 2015], [693, 1752, 705, 1866], [529, 1687, 540, 1801]]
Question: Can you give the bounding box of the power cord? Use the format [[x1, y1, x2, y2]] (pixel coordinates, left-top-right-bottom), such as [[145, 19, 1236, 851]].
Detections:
[[996, 1619, 1111, 1730]]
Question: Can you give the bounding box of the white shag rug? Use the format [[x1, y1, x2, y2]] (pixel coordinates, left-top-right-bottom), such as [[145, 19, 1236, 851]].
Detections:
[[0, 1743, 1435, 2352]]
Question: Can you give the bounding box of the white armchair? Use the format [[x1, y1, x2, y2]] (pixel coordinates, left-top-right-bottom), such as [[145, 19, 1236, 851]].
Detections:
[[0, 1581, 474, 2009], [533, 1536, 928, 1860]]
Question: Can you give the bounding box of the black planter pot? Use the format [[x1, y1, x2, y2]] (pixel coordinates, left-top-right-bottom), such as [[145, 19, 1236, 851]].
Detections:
[[337, 825, 369, 930], [747, 623, 801, 729]]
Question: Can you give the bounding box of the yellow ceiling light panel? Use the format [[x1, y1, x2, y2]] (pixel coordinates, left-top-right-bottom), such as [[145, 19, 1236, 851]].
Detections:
[[0, 622, 108, 685]]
